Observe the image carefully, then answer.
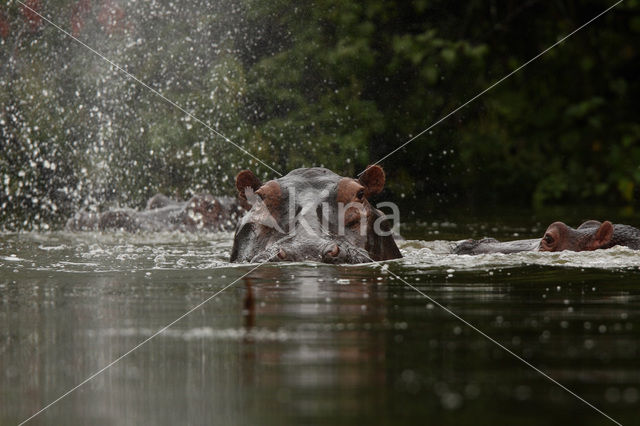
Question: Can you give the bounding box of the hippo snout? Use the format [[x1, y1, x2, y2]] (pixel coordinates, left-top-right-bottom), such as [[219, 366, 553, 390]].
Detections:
[[270, 243, 345, 263], [251, 239, 371, 264]]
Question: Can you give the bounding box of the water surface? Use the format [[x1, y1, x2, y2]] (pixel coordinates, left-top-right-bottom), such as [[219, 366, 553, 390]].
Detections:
[[1, 224, 639, 425]]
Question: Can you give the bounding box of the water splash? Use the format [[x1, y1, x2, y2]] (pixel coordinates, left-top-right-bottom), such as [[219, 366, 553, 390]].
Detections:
[[1, 0, 263, 231], [2, 232, 640, 273]]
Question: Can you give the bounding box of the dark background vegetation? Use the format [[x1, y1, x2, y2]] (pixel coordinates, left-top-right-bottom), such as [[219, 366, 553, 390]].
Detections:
[[1, 0, 639, 230]]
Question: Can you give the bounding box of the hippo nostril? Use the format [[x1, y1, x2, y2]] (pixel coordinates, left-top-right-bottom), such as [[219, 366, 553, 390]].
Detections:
[[277, 248, 287, 260], [327, 244, 340, 257]]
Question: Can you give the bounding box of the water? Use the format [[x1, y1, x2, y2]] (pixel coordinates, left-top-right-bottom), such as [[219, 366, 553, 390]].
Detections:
[[2, 223, 640, 425]]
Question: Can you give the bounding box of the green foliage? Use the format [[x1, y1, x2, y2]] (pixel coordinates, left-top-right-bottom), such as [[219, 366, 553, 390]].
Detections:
[[1, 0, 639, 230], [453, 1, 640, 208]]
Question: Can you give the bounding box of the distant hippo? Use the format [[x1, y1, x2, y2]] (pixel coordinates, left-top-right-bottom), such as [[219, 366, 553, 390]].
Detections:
[[65, 210, 101, 231], [453, 220, 640, 255], [146, 193, 179, 210], [230, 166, 402, 264], [66, 194, 246, 232], [539, 220, 640, 251]]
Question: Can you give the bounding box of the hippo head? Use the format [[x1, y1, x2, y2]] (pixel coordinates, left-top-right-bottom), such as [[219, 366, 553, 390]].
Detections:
[[539, 220, 614, 252], [230, 166, 402, 264], [146, 193, 176, 210], [181, 194, 223, 231]]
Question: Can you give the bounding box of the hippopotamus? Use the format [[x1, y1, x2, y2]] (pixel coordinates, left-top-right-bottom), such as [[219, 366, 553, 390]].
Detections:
[[66, 194, 246, 232], [452, 237, 541, 255], [539, 220, 640, 251], [453, 220, 640, 254], [230, 166, 402, 264]]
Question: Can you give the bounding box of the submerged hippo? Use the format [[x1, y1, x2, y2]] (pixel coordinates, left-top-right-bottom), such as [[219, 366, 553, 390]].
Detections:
[[539, 220, 640, 251], [452, 237, 541, 255], [453, 220, 640, 255], [66, 194, 246, 232], [230, 166, 402, 264]]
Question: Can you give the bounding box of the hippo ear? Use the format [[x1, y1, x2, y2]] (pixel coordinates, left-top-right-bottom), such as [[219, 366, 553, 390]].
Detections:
[[588, 221, 614, 250], [359, 165, 385, 197], [236, 170, 262, 200], [577, 220, 602, 230]]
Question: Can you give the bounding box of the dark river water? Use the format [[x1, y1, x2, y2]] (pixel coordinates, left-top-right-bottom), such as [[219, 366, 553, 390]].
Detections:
[[1, 217, 639, 425]]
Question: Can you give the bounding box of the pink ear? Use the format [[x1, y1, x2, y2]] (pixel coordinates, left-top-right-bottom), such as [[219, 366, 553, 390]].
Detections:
[[236, 170, 262, 199], [589, 221, 614, 250], [359, 165, 385, 197]]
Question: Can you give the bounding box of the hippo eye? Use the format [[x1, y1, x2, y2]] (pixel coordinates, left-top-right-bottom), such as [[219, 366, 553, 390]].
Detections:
[[544, 234, 554, 244], [356, 189, 365, 200]]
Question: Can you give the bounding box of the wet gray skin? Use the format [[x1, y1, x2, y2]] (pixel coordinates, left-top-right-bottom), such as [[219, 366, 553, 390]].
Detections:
[[600, 225, 640, 249], [453, 237, 541, 255], [230, 167, 401, 264], [66, 194, 245, 232]]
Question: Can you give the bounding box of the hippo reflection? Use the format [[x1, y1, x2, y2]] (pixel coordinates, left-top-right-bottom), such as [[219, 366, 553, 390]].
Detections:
[[454, 220, 640, 255], [66, 194, 245, 232], [230, 166, 401, 264]]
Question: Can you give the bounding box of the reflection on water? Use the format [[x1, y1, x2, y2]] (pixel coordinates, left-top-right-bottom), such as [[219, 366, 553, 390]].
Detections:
[[1, 229, 639, 425]]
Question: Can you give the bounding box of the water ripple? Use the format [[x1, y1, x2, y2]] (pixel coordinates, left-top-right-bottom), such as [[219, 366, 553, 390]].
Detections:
[[2, 232, 640, 273]]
